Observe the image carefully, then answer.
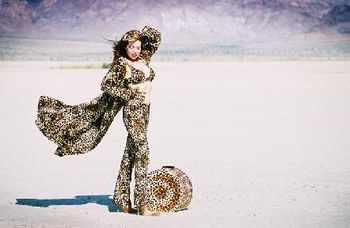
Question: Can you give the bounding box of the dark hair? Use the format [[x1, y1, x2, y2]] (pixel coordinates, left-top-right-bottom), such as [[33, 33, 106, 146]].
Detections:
[[110, 29, 145, 67], [111, 38, 146, 67], [112, 40, 129, 63]]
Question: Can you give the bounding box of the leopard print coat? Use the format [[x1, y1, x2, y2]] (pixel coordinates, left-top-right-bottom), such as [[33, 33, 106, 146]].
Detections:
[[35, 26, 161, 156]]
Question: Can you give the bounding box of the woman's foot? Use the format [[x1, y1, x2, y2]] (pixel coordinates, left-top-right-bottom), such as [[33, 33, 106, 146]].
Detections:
[[117, 203, 137, 214], [54, 147, 65, 157], [138, 205, 160, 216]]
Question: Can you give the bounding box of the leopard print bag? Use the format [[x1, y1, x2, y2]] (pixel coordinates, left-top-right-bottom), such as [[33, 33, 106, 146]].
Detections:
[[144, 166, 193, 213]]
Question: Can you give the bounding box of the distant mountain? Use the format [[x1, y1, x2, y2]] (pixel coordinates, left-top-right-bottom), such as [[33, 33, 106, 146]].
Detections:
[[1, 0, 350, 44]]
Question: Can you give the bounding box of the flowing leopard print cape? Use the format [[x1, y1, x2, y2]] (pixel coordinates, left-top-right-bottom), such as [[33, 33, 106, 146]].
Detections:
[[35, 26, 161, 156]]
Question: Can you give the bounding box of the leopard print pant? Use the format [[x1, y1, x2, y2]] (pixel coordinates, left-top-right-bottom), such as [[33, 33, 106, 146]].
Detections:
[[113, 102, 150, 208]]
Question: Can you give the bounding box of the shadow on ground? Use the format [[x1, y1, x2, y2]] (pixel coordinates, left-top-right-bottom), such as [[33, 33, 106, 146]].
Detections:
[[16, 194, 122, 212]]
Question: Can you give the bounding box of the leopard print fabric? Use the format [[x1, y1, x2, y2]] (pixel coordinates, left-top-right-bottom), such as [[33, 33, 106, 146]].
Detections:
[[140, 26, 162, 65], [36, 92, 123, 156], [35, 26, 161, 208], [144, 167, 193, 213], [35, 26, 161, 157], [113, 103, 150, 208]]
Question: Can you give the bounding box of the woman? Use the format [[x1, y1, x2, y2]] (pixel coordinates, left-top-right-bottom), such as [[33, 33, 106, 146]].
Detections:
[[35, 26, 161, 215]]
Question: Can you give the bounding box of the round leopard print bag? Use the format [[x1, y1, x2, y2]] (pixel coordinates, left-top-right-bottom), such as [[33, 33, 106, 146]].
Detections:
[[144, 166, 193, 213]]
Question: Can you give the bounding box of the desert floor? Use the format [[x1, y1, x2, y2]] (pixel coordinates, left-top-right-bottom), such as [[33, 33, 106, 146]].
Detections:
[[0, 61, 349, 228]]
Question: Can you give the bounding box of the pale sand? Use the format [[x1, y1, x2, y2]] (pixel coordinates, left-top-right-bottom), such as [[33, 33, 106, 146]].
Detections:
[[0, 61, 350, 228]]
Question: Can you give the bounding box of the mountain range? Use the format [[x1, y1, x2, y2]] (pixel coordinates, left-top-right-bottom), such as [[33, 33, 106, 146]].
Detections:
[[1, 0, 350, 44]]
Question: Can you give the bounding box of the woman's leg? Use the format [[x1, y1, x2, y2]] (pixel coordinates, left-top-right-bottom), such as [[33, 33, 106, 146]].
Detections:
[[113, 134, 135, 207], [122, 104, 150, 208]]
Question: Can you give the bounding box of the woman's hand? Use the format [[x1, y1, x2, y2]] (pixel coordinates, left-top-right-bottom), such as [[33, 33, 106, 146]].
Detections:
[[142, 91, 150, 105], [128, 82, 151, 105], [128, 83, 146, 91]]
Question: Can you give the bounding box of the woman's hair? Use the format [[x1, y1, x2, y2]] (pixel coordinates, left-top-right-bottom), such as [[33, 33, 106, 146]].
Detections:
[[111, 29, 144, 67], [112, 40, 129, 61]]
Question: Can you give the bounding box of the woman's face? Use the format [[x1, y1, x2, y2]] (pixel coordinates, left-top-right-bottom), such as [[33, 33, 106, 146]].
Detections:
[[126, 40, 141, 60]]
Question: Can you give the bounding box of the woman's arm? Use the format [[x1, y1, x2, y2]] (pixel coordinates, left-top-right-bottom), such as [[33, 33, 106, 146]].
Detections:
[[140, 26, 162, 65], [101, 58, 141, 102]]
